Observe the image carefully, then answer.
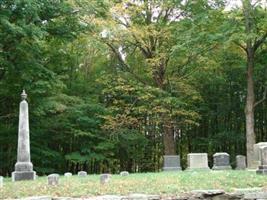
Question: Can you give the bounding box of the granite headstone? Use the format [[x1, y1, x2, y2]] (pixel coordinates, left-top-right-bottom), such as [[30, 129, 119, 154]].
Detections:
[[100, 174, 111, 184], [163, 155, 182, 171], [253, 142, 267, 169], [64, 172, 72, 177], [236, 155, 246, 170], [120, 171, 129, 176], [212, 152, 232, 170], [48, 174, 59, 185], [187, 153, 210, 170], [78, 171, 87, 177], [256, 146, 267, 175]]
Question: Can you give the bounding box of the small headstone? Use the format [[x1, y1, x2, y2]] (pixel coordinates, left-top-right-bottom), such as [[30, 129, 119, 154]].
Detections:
[[187, 153, 210, 170], [212, 152, 232, 170], [77, 171, 87, 177], [100, 173, 111, 184], [256, 146, 267, 175], [64, 172, 72, 177], [236, 155, 246, 170], [120, 171, 129, 176], [47, 174, 59, 186], [253, 142, 267, 169], [163, 155, 182, 171], [0, 176, 3, 188]]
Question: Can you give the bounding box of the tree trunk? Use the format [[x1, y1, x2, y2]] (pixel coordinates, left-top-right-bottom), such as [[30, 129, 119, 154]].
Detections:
[[163, 124, 176, 155], [245, 50, 256, 168]]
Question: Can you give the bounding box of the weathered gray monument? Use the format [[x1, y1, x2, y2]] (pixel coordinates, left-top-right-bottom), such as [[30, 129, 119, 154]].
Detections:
[[163, 155, 182, 171], [253, 142, 267, 169], [236, 155, 246, 170], [64, 172, 72, 177], [187, 153, 210, 170], [256, 146, 267, 175], [48, 174, 59, 185], [100, 173, 111, 184], [12, 90, 36, 181], [120, 171, 129, 176], [78, 171, 87, 177], [212, 152, 232, 170]]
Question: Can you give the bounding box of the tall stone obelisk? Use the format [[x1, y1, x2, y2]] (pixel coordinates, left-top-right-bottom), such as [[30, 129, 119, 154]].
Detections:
[[12, 90, 36, 181]]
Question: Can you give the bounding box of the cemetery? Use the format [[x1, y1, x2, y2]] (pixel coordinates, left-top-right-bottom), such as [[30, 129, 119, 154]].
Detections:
[[1, 91, 267, 199], [1, 0, 267, 199]]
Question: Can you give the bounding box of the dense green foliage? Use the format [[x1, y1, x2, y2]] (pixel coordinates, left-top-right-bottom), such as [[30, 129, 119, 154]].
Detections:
[[0, 0, 267, 175]]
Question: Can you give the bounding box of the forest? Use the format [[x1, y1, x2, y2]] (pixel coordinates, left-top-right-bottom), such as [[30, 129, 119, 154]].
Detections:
[[0, 0, 267, 176]]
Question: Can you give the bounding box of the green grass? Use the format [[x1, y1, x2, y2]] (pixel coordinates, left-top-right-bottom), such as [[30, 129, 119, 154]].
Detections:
[[1, 171, 267, 199]]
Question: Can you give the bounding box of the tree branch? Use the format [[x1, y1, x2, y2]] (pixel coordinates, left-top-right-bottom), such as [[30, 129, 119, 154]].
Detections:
[[254, 86, 267, 107], [253, 32, 267, 51], [234, 41, 247, 53], [105, 42, 148, 85]]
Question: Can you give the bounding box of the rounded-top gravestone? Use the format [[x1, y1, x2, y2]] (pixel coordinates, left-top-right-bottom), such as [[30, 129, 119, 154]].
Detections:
[[120, 171, 129, 176], [100, 173, 111, 184], [48, 174, 59, 186], [212, 152, 232, 170], [64, 172, 72, 177], [78, 171, 87, 177]]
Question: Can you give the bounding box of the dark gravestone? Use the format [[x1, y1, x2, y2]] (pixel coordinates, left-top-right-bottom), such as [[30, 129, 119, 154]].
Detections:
[[163, 155, 181, 171], [212, 152, 232, 170], [236, 155, 246, 170], [256, 146, 267, 175], [12, 90, 36, 181]]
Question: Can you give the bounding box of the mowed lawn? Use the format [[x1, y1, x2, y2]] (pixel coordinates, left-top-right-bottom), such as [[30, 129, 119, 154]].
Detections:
[[1, 171, 267, 199]]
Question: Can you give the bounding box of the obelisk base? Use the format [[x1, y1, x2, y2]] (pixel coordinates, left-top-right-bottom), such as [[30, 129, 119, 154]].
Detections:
[[12, 161, 36, 181], [12, 171, 36, 181]]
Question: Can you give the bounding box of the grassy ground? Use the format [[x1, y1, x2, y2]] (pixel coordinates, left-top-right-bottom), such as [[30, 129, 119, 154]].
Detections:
[[1, 170, 267, 199]]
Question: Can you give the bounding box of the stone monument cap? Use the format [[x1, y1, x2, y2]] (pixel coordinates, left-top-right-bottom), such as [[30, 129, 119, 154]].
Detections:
[[213, 152, 229, 157], [21, 90, 27, 100]]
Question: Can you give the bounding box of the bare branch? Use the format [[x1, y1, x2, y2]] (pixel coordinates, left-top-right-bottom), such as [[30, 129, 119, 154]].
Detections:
[[104, 41, 148, 85], [252, 0, 261, 8], [254, 86, 267, 107]]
